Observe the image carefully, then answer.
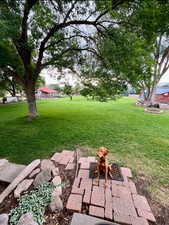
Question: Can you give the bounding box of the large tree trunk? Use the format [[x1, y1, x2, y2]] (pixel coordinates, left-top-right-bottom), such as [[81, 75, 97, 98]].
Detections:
[[145, 85, 157, 106], [25, 84, 38, 118]]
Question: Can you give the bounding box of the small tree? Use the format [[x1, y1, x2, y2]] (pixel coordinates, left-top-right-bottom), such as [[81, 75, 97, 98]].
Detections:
[[63, 84, 74, 100]]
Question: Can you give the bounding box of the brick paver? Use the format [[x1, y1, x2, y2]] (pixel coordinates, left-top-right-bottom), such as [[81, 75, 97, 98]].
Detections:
[[105, 188, 113, 220], [51, 150, 74, 166], [137, 208, 156, 222], [78, 157, 87, 163], [93, 178, 99, 186], [65, 154, 155, 225], [87, 157, 97, 162], [58, 150, 74, 165], [78, 169, 89, 179], [129, 180, 137, 194], [89, 205, 104, 218], [112, 180, 124, 186], [113, 197, 137, 217], [133, 194, 152, 212], [65, 163, 75, 170], [66, 194, 82, 212], [131, 216, 149, 225], [80, 161, 90, 170], [91, 186, 105, 207], [114, 212, 131, 225], [121, 167, 132, 178], [71, 186, 84, 195], [51, 153, 60, 162]]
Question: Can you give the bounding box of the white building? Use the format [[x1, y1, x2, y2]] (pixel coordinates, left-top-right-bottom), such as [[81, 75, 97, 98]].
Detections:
[[40, 68, 80, 88]]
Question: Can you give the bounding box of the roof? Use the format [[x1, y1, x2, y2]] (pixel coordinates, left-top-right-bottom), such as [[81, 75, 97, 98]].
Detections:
[[154, 81, 169, 94], [38, 87, 57, 93]]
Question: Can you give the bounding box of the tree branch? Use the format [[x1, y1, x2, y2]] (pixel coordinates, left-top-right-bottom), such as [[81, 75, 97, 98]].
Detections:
[[36, 20, 98, 74], [41, 47, 100, 68], [20, 0, 38, 41], [45, 34, 96, 50], [63, 0, 78, 23]]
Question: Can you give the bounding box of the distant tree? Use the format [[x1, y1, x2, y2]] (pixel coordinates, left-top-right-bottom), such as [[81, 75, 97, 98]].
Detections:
[[63, 84, 74, 100], [73, 83, 81, 95]]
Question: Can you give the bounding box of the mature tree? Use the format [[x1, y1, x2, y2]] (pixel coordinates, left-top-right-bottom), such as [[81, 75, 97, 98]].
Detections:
[[0, 0, 128, 118], [91, 0, 169, 104], [133, 0, 169, 103]]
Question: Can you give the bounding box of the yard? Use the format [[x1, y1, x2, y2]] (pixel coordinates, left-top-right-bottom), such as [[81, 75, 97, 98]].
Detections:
[[0, 97, 169, 206]]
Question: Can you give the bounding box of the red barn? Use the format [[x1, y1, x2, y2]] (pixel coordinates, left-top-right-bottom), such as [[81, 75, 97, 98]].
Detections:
[[154, 84, 169, 104], [37, 87, 58, 98]]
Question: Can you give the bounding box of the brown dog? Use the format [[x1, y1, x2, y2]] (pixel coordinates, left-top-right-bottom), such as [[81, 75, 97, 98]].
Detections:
[[95, 147, 113, 184]]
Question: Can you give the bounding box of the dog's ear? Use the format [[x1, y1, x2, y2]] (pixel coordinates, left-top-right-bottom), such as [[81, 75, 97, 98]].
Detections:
[[104, 148, 109, 155]]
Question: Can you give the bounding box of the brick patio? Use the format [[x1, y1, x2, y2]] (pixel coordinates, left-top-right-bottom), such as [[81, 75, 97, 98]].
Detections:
[[51, 150, 156, 225]]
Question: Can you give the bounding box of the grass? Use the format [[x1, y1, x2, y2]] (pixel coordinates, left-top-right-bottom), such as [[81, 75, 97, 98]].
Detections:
[[0, 96, 169, 205]]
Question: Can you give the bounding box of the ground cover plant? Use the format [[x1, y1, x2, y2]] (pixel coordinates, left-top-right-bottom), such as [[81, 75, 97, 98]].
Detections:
[[0, 97, 169, 206], [9, 182, 54, 225]]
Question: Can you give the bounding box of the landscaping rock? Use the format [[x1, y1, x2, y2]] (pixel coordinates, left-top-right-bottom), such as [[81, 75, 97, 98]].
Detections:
[[29, 168, 40, 178], [0, 163, 26, 183], [52, 176, 61, 186], [49, 192, 63, 212], [70, 213, 119, 225], [0, 159, 40, 204], [0, 159, 8, 168], [52, 176, 62, 195], [41, 159, 55, 171], [52, 167, 59, 177], [33, 169, 51, 188], [14, 179, 34, 198], [17, 212, 38, 225], [51, 152, 60, 162], [0, 214, 9, 225]]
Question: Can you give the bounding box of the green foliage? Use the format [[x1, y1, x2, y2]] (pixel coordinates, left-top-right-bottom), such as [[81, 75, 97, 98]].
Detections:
[[63, 84, 74, 100], [35, 77, 45, 90], [9, 182, 55, 225], [101, 27, 154, 89]]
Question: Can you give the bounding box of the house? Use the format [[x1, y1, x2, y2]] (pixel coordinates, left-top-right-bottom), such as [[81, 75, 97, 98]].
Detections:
[[36, 87, 58, 98], [154, 83, 169, 104]]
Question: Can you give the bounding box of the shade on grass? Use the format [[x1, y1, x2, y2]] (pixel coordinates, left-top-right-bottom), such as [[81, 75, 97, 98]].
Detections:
[[0, 97, 169, 167]]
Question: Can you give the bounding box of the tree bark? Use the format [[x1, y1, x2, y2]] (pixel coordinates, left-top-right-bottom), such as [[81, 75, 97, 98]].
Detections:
[[145, 85, 157, 106], [25, 84, 38, 118]]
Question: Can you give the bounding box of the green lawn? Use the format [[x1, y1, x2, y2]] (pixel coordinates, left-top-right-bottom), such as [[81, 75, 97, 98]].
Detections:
[[0, 97, 169, 204]]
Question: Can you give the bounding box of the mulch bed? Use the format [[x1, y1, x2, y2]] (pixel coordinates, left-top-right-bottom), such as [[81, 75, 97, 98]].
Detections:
[[0, 164, 169, 225], [135, 178, 169, 225]]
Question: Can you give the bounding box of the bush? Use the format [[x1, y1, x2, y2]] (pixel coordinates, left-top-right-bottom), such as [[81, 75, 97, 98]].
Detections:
[[9, 182, 55, 225]]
